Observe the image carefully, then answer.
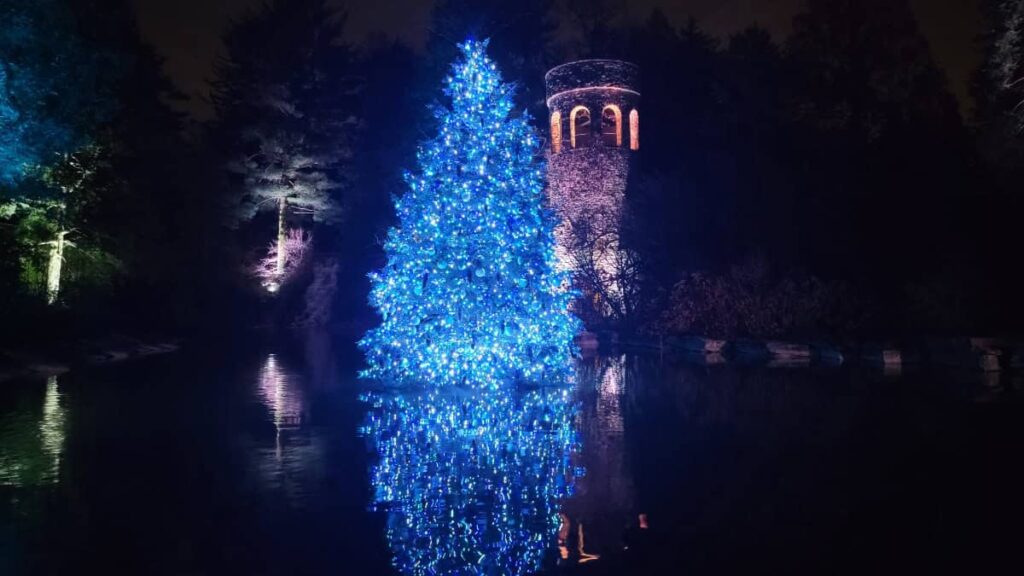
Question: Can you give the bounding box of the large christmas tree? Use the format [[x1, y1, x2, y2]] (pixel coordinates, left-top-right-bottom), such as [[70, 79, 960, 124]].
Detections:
[[359, 39, 579, 388]]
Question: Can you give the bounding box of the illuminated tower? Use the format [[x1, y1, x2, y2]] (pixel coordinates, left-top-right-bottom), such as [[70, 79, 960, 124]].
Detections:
[[545, 60, 640, 320]]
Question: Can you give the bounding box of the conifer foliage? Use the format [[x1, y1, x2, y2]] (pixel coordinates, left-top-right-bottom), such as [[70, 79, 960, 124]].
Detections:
[[212, 0, 358, 292], [360, 40, 579, 388]]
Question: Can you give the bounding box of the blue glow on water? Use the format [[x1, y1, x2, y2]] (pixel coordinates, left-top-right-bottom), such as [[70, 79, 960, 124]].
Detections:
[[360, 385, 581, 575]]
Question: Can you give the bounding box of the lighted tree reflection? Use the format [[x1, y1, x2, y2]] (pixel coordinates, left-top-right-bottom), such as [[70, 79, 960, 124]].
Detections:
[[257, 353, 305, 459], [0, 375, 67, 487], [361, 386, 581, 576], [253, 353, 324, 505], [564, 356, 635, 553], [39, 375, 65, 478]]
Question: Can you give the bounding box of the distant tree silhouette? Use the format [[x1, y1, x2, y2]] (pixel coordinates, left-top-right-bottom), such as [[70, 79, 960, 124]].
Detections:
[[0, 0, 109, 187], [784, 0, 973, 329], [427, 0, 557, 116]]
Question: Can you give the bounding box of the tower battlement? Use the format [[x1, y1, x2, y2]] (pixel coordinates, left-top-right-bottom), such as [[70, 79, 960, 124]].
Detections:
[[546, 60, 640, 154]]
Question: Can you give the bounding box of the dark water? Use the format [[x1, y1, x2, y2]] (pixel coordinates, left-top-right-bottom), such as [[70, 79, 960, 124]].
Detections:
[[2, 336, 1022, 575]]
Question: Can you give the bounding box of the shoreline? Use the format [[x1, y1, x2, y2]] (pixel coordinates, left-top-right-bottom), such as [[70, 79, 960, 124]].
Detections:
[[0, 335, 181, 383], [592, 332, 1018, 374]]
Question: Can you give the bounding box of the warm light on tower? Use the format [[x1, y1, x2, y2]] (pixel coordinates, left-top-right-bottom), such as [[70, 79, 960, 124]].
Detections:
[[629, 109, 639, 150], [544, 60, 641, 319], [602, 104, 622, 147], [570, 105, 590, 149], [551, 111, 562, 153]]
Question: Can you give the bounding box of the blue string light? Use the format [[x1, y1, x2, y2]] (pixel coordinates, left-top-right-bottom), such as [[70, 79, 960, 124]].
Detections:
[[360, 386, 581, 575], [358, 39, 580, 388]]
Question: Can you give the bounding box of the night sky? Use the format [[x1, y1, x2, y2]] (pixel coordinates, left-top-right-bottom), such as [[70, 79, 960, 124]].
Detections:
[[131, 0, 984, 120]]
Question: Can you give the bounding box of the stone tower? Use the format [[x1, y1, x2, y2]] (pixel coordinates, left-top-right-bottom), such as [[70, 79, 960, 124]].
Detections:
[[545, 60, 640, 319]]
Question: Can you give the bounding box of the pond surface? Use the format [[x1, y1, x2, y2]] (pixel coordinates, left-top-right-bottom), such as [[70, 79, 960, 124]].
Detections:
[[2, 336, 1022, 575]]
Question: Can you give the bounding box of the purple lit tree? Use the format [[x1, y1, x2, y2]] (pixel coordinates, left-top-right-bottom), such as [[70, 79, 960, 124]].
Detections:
[[250, 228, 313, 293]]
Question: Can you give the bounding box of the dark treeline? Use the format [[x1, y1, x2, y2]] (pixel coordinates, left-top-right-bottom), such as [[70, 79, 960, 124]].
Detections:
[[629, 0, 1023, 339], [613, 1, 999, 338], [2, 0, 1023, 346]]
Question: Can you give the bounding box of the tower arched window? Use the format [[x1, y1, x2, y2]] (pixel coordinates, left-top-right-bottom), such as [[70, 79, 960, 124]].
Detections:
[[629, 109, 639, 150], [550, 111, 562, 153], [570, 106, 591, 149], [601, 105, 622, 147]]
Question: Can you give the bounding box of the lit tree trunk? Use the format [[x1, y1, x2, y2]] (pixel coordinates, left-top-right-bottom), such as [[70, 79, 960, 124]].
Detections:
[[46, 228, 67, 305], [275, 196, 287, 278]]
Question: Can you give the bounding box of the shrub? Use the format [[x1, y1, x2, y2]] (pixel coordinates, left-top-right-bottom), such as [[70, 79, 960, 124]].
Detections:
[[659, 255, 868, 339]]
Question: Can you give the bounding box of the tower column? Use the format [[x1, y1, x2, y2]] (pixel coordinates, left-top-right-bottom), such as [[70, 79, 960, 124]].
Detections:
[[544, 60, 641, 323]]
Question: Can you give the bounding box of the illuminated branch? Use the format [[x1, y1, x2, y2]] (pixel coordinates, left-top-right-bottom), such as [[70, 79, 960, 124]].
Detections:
[[629, 109, 639, 150], [551, 111, 563, 153], [251, 228, 313, 293]]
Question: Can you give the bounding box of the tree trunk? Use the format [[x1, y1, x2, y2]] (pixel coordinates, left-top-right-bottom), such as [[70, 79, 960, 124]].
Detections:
[[275, 197, 287, 278], [46, 228, 67, 305]]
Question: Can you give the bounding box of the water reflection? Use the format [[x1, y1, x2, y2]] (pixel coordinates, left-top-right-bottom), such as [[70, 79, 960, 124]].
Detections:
[[0, 349, 1015, 575], [39, 376, 66, 478], [361, 386, 581, 575], [257, 354, 306, 458], [563, 355, 636, 556], [0, 375, 67, 487], [253, 353, 322, 505]]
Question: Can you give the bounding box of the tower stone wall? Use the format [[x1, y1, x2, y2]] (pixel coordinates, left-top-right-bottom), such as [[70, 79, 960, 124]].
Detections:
[[545, 60, 640, 320]]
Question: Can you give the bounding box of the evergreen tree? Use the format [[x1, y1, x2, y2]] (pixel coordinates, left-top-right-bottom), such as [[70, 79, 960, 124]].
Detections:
[[1, 0, 118, 305], [212, 0, 359, 291], [784, 0, 969, 305], [0, 0, 108, 187], [979, 0, 1024, 133], [976, 0, 1024, 186], [974, 0, 1024, 329], [557, 0, 630, 60], [70, 0, 194, 301], [34, 143, 121, 304], [359, 40, 579, 388], [339, 41, 423, 327]]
